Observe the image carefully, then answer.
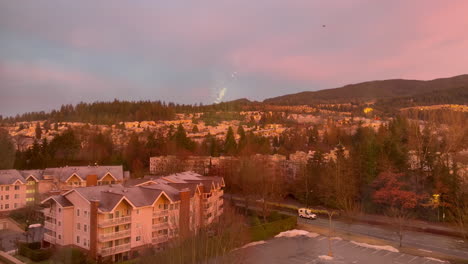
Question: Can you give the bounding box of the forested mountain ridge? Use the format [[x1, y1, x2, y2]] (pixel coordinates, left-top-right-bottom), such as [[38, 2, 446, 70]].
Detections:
[[264, 74, 468, 105]]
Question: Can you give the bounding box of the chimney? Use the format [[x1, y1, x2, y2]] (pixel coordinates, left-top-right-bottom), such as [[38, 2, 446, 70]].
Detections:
[[179, 188, 191, 238], [89, 200, 99, 260], [86, 175, 98, 187]]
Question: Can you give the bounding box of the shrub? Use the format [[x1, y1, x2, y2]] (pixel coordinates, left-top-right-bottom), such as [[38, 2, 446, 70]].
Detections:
[[18, 242, 52, 262], [249, 214, 297, 241], [268, 211, 282, 222], [52, 247, 93, 264]]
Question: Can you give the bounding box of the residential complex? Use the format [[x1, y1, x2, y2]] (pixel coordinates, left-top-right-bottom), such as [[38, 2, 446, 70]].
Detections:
[[0, 166, 128, 213], [41, 172, 225, 262]]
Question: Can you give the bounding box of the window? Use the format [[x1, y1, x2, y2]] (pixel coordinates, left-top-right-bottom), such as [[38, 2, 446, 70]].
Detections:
[[5, 195, 9, 200], [175, 203, 179, 209], [14, 194, 20, 199], [5, 186, 9, 191], [0, 205, 3, 210], [58, 208, 62, 213], [136, 209, 140, 215], [14, 186, 20, 190], [84, 239, 87, 246], [77, 223, 80, 230], [76, 236, 80, 243], [136, 236, 141, 241], [14, 203, 18, 208], [58, 234, 62, 239], [84, 211, 88, 217], [169, 204, 174, 210], [58, 221, 61, 226], [5, 204, 9, 209], [77, 209, 80, 216], [84, 224, 87, 232]]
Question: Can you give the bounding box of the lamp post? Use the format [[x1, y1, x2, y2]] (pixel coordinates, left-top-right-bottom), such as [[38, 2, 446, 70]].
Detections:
[[327, 210, 336, 257]]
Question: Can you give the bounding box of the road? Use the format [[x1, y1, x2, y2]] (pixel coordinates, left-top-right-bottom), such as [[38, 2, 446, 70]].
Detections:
[[232, 201, 468, 260]]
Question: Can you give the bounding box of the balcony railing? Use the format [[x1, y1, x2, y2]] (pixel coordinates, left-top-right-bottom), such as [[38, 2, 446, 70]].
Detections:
[[98, 230, 131, 242], [44, 221, 56, 231], [99, 243, 131, 257], [152, 222, 169, 230], [42, 209, 56, 218], [152, 210, 169, 218], [44, 233, 56, 244], [98, 216, 131, 228], [152, 235, 168, 244]]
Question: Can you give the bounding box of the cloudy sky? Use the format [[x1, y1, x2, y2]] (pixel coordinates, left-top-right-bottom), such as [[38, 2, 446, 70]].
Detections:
[[1, 1, 468, 116]]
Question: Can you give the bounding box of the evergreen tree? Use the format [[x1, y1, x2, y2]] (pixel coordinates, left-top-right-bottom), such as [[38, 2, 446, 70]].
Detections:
[[0, 129, 15, 169], [224, 126, 237, 155], [35, 122, 42, 139]]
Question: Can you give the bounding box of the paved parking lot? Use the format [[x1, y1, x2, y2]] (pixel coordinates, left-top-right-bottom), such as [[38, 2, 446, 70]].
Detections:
[[232, 231, 450, 264]]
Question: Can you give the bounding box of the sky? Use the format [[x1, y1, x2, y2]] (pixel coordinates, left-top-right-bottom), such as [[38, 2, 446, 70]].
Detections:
[[1, 1, 468, 117]]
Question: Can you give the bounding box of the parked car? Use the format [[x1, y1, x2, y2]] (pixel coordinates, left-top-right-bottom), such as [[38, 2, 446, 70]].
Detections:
[[298, 208, 317, 220]]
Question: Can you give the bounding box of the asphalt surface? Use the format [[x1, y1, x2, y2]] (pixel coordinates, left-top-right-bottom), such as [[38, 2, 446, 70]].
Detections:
[[232, 201, 468, 261], [230, 232, 453, 264], [299, 217, 468, 260]]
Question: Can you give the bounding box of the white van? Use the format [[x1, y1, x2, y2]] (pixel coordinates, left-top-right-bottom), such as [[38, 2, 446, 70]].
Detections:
[[298, 208, 317, 220]]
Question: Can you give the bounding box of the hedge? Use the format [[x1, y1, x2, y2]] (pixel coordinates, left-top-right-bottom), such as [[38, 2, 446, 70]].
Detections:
[[18, 242, 53, 262], [249, 215, 297, 241]]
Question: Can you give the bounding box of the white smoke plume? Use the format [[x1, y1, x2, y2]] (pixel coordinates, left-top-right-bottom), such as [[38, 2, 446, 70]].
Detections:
[[214, 87, 227, 103]]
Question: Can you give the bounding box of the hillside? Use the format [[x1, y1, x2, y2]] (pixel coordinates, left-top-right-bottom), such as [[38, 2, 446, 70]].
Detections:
[[263, 74, 468, 105]]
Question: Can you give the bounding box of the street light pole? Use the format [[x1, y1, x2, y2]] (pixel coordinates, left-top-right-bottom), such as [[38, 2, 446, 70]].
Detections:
[[327, 210, 336, 257]]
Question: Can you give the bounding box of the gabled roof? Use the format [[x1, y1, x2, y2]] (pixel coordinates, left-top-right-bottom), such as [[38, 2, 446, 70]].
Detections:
[[41, 195, 73, 207], [0, 170, 26, 185], [20, 170, 44, 181], [43, 165, 125, 182], [68, 184, 172, 212]]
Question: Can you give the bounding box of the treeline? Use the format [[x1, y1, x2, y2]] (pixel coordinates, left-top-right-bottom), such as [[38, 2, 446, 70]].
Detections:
[[1, 99, 254, 125], [375, 86, 468, 114], [222, 113, 467, 232]]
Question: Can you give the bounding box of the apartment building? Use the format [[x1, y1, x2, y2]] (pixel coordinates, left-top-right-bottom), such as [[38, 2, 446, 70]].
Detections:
[[0, 166, 129, 212], [41, 172, 225, 262], [0, 170, 27, 213]]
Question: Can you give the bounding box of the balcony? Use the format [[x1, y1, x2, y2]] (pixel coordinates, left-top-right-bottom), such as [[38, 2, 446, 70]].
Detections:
[[44, 221, 56, 231], [152, 235, 168, 244], [152, 210, 169, 218], [42, 209, 56, 218], [44, 233, 56, 244], [98, 230, 131, 242], [98, 216, 131, 228], [99, 243, 131, 257], [152, 222, 169, 231]]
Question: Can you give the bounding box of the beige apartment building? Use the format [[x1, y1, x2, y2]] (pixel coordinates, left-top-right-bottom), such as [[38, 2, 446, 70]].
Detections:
[[0, 170, 27, 213], [0, 166, 128, 213], [41, 172, 225, 262]]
